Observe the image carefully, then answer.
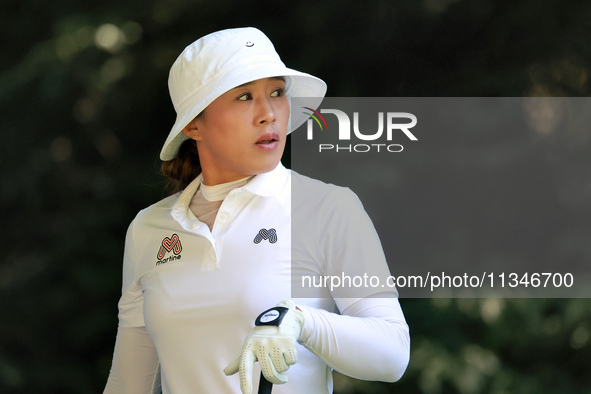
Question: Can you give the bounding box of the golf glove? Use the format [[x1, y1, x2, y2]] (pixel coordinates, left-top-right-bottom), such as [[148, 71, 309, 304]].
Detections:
[[224, 300, 305, 394]]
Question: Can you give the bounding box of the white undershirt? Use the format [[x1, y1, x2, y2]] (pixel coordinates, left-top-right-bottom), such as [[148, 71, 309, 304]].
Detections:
[[189, 176, 251, 230]]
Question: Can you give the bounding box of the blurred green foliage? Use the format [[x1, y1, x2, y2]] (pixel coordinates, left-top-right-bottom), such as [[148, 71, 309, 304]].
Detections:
[[1, 0, 590, 393]]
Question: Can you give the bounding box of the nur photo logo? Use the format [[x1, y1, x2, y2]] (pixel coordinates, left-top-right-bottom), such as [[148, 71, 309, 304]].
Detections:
[[302, 106, 329, 132], [302, 104, 418, 153]]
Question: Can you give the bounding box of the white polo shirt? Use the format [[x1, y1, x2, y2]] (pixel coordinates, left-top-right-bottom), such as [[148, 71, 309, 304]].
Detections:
[[118, 163, 400, 393]]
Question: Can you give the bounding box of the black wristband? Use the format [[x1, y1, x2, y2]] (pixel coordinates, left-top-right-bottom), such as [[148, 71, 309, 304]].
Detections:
[[255, 306, 289, 327]]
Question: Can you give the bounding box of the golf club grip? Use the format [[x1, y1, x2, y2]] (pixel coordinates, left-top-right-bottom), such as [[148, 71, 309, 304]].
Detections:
[[258, 372, 273, 393]]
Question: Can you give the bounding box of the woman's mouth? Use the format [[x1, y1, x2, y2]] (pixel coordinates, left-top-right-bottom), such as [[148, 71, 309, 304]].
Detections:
[[255, 133, 280, 150]]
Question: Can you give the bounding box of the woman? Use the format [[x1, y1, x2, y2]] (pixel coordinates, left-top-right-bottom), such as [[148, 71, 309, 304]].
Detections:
[[104, 27, 410, 394]]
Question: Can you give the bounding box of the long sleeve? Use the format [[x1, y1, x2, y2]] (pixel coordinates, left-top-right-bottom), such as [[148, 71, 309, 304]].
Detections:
[[291, 174, 411, 382], [297, 297, 410, 382], [104, 326, 161, 394]]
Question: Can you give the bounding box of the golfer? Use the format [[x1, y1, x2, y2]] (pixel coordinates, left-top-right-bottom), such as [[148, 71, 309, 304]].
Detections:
[[104, 27, 410, 394]]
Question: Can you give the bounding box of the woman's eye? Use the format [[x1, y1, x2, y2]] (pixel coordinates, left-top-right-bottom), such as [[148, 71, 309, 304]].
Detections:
[[237, 93, 252, 101], [271, 88, 285, 97]]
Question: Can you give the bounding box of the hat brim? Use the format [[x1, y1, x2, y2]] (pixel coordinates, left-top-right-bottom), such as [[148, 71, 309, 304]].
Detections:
[[159, 66, 327, 161]]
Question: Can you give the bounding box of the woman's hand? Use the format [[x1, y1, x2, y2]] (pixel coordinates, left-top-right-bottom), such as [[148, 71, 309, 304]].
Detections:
[[224, 300, 305, 394]]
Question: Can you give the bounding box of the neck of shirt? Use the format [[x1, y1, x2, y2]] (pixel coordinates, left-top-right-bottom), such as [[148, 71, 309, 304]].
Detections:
[[189, 175, 252, 230], [200, 176, 252, 202]]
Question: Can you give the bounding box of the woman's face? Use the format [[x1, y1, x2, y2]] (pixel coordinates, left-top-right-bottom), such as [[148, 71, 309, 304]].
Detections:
[[183, 77, 289, 185]]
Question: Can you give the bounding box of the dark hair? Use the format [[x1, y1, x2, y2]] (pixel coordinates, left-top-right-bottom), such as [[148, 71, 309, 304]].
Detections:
[[161, 138, 201, 195]]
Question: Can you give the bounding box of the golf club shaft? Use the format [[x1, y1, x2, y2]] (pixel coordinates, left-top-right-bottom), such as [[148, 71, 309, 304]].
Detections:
[[258, 372, 273, 394]]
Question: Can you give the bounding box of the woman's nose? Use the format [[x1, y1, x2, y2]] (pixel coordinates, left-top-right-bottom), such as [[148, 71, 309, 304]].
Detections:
[[255, 97, 276, 125]]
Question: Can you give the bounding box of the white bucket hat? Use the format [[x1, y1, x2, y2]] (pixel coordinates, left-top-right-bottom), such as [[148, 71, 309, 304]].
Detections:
[[160, 27, 327, 161]]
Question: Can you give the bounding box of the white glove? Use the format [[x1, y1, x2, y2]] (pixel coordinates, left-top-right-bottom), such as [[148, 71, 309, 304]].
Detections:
[[224, 300, 305, 394]]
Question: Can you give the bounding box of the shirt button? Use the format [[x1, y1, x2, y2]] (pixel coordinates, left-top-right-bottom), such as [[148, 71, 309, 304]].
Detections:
[[219, 212, 228, 222], [192, 223, 200, 229]]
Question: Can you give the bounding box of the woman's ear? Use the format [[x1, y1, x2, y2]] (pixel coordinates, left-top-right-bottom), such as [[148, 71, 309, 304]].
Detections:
[[181, 118, 202, 141]]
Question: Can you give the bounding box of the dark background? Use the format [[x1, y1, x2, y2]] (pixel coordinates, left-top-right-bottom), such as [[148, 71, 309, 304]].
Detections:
[[1, 0, 590, 393]]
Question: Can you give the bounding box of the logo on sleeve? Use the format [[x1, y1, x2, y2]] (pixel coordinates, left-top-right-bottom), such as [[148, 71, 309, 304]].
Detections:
[[253, 228, 277, 244], [156, 233, 182, 265]]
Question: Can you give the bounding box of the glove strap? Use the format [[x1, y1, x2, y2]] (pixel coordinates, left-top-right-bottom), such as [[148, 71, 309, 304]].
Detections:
[[255, 306, 289, 327]]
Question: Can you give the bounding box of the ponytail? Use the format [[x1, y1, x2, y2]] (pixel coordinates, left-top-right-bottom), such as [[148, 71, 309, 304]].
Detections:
[[161, 138, 201, 195]]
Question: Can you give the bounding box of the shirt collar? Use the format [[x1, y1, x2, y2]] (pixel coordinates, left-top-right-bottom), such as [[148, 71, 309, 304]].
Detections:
[[172, 162, 289, 211], [173, 173, 203, 213], [243, 162, 289, 197]]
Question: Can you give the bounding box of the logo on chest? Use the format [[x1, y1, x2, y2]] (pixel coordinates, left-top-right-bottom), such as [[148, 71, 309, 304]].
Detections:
[[253, 228, 278, 244], [156, 233, 183, 265]]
